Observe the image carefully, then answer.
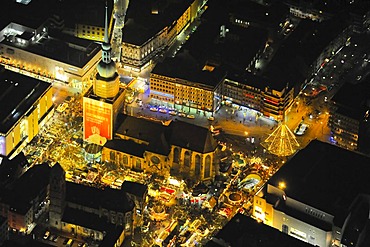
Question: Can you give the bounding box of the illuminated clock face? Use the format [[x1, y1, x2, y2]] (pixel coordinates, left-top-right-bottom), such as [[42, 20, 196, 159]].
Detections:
[[151, 156, 160, 164]]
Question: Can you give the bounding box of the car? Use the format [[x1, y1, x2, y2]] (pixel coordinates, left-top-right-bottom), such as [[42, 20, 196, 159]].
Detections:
[[169, 111, 177, 116], [66, 239, 74, 247], [159, 108, 167, 113], [150, 107, 158, 112], [207, 116, 215, 121], [187, 114, 195, 119], [294, 123, 309, 136], [43, 231, 50, 240], [178, 113, 186, 117]]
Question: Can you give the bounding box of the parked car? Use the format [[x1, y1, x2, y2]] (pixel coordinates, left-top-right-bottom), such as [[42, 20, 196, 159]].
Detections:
[[294, 123, 309, 136], [43, 231, 50, 240]]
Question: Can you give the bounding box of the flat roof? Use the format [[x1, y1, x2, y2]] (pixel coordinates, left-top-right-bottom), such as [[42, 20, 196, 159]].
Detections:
[[121, 180, 148, 198], [62, 206, 120, 233], [151, 54, 226, 89], [58, 0, 114, 28], [331, 78, 370, 120], [123, 0, 192, 45], [66, 181, 134, 213], [0, 0, 51, 30], [229, 0, 289, 29], [1, 31, 101, 68], [264, 15, 348, 90], [268, 140, 370, 227], [0, 68, 52, 135], [205, 213, 312, 247], [6, 163, 51, 214]]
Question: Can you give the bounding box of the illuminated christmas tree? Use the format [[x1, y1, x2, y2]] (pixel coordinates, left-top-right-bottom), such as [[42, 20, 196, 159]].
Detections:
[[261, 122, 300, 156]]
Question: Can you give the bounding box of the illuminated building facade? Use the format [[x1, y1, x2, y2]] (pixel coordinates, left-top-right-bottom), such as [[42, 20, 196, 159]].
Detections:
[[150, 71, 219, 112], [261, 86, 294, 121], [0, 22, 101, 91], [253, 140, 370, 247], [121, 0, 206, 72], [107, 115, 218, 182], [83, 4, 125, 142], [0, 67, 53, 158]]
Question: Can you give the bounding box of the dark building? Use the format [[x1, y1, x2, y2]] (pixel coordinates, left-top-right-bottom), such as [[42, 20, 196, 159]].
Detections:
[[205, 213, 312, 247], [329, 77, 370, 154], [253, 140, 370, 246]]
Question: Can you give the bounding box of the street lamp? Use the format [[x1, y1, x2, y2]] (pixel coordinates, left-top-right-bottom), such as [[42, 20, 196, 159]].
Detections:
[[278, 181, 286, 190]]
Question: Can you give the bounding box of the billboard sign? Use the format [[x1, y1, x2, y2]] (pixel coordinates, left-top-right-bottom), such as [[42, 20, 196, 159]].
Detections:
[[83, 99, 113, 141]]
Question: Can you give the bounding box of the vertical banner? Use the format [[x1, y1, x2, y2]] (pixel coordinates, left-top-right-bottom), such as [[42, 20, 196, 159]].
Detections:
[[0, 136, 5, 156], [83, 99, 112, 140]]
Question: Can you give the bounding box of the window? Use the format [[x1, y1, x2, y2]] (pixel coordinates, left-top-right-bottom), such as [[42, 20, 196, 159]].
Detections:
[[135, 159, 142, 170], [282, 224, 289, 234], [110, 151, 115, 161], [204, 155, 211, 178]]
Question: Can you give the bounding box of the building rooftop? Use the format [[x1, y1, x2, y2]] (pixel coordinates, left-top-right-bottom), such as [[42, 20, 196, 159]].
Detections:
[[122, 0, 193, 45], [331, 79, 370, 120], [121, 180, 148, 199], [169, 120, 218, 153], [104, 139, 146, 158], [0, 0, 52, 30], [1, 30, 101, 68], [115, 114, 171, 155], [115, 114, 218, 155], [62, 206, 123, 233], [205, 213, 312, 247], [151, 53, 226, 89], [264, 15, 348, 91], [229, 0, 289, 29], [268, 140, 370, 228], [57, 0, 114, 28], [0, 68, 52, 135], [66, 181, 134, 213], [6, 162, 51, 214], [0, 152, 27, 187]]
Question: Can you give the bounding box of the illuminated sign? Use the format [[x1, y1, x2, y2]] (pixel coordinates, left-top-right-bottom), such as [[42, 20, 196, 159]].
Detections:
[[83, 99, 113, 140], [0, 136, 5, 156]]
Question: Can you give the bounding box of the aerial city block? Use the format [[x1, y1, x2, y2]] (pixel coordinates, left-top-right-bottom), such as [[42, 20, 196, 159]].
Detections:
[[0, 0, 370, 246]]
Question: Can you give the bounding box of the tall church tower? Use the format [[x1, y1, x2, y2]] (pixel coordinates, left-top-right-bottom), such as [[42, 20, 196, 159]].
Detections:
[[83, 1, 125, 143], [49, 163, 66, 230], [93, 3, 120, 98]]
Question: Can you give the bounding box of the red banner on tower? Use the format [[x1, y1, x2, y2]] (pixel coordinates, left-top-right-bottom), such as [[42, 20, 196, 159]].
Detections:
[[83, 99, 113, 140]]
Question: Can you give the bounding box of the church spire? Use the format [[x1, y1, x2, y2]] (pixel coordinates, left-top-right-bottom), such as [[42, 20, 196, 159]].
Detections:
[[104, 1, 109, 44], [101, 1, 112, 65], [96, 0, 116, 80]]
